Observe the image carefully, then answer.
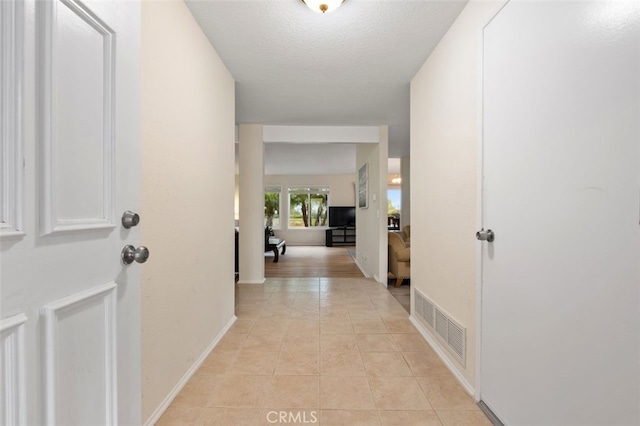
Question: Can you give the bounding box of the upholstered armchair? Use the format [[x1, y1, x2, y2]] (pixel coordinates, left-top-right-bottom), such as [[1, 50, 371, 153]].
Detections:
[[402, 225, 411, 244], [388, 232, 410, 287]]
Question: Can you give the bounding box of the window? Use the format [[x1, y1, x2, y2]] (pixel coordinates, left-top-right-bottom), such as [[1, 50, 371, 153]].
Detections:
[[288, 187, 329, 228], [264, 186, 281, 228], [387, 188, 401, 230], [388, 188, 401, 215]]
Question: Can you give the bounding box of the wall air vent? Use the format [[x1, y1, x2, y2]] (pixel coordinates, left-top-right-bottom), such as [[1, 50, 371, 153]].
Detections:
[[444, 314, 465, 361], [414, 291, 435, 328], [413, 289, 466, 366], [414, 291, 424, 318], [435, 309, 448, 338], [424, 298, 435, 328]]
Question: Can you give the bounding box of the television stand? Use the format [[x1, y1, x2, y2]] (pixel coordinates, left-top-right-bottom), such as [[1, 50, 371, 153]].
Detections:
[[325, 227, 355, 247]]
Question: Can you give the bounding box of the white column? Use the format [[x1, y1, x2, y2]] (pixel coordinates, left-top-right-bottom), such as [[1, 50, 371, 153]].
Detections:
[[238, 124, 265, 284], [400, 156, 410, 227]]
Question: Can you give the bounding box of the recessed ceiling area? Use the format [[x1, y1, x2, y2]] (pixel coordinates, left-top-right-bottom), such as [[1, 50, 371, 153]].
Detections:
[[186, 0, 468, 158], [265, 143, 356, 175], [388, 158, 401, 174], [235, 143, 403, 176]]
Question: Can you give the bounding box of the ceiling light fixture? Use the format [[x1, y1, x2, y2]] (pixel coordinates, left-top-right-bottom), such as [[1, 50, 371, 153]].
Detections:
[[301, 0, 345, 14]]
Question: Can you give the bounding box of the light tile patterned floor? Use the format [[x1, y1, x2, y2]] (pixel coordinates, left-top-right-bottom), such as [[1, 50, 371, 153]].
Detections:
[[157, 278, 491, 426]]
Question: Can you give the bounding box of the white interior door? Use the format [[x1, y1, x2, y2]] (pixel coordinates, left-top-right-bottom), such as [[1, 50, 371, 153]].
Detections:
[[480, 1, 640, 424], [0, 0, 141, 424]]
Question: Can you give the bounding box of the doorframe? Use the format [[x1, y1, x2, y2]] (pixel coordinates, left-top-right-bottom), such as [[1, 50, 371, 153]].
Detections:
[[474, 0, 511, 404]]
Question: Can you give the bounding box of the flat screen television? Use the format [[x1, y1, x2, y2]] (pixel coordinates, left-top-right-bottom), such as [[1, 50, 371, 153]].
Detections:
[[328, 206, 356, 227]]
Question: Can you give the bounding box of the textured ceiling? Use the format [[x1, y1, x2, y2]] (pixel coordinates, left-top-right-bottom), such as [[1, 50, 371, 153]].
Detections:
[[187, 0, 467, 159]]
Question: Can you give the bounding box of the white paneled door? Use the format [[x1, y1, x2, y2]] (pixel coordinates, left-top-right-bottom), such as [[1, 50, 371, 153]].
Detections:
[[480, 1, 640, 425], [0, 0, 142, 424]]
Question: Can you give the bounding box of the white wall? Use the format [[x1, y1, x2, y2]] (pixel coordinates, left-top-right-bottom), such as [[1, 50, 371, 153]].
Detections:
[[355, 127, 388, 282], [410, 0, 503, 388], [238, 124, 265, 284], [263, 174, 356, 245], [400, 156, 410, 227], [140, 0, 235, 422]]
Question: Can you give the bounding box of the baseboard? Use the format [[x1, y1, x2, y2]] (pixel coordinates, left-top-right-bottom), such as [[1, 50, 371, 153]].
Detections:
[[143, 315, 238, 426], [478, 400, 505, 425], [354, 259, 370, 278], [409, 314, 475, 396], [237, 278, 266, 285]]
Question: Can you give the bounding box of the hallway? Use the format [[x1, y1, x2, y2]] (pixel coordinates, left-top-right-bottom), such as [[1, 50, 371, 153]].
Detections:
[[264, 246, 364, 278], [156, 278, 490, 425]]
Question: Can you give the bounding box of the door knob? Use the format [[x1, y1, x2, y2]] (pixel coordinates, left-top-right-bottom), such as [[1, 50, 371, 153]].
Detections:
[[121, 245, 150, 265], [476, 228, 495, 242], [122, 211, 140, 228]]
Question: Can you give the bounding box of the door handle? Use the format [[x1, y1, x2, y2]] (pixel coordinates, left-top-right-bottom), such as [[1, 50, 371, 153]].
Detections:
[[476, 228, 495, 242], [121, 245, 150, 265], [122, 211, 140, 229]]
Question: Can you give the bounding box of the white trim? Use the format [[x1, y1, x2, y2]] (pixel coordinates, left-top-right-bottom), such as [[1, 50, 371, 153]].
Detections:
[[0, 0, 24, 239], [0, 313, 27, 426], [0, 312, 27, 332], [237, 279, 267, 285], [475, 4, 485, 404], [410, 315, 475, 396], [43, 221, 116, 235], [475, 0, 512, 403], [40, 0, 116, 236], [143, 315, 238, 426], [41, 282, 118, 426], [354, 258, 370, 278], [0, 228, 25, 238]]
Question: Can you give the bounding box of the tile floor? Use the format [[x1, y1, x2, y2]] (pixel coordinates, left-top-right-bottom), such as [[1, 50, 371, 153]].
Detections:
[[386, 280, 410, 313], [157, 278, 491, 426]]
